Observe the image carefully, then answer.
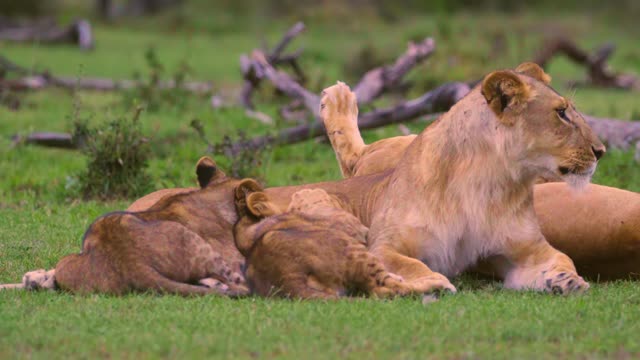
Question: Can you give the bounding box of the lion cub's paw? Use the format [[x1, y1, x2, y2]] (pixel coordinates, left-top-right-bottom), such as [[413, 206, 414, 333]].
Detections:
[[288, 188, 341, 213], [543, 271, 589, 295], [199, 278, 230, 292], [410, 272, 457, 295], [22, 269, 57, 291], [320, 81, 358, 120], [199, 277, 250, 297]]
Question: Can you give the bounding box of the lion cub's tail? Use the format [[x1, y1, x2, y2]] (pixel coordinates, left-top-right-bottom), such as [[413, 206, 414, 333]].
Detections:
[[321, 82, 365, 178]]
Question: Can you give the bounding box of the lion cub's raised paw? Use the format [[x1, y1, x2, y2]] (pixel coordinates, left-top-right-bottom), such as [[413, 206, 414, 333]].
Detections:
[[320, 81, 358, 121]]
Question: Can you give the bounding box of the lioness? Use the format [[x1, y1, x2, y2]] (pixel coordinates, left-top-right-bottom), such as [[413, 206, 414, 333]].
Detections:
[[321, 64, 640, 280], [234, 182, 415, 299], [99, 63, 605, 295], [1, 157, 248, 295]]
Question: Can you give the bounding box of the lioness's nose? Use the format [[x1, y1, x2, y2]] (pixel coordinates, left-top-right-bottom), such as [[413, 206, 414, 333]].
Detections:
[[592, 145, 606, 160]]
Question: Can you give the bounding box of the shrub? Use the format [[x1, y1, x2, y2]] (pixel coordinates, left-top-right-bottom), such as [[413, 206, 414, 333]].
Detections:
[[72, 107, 152, 200]]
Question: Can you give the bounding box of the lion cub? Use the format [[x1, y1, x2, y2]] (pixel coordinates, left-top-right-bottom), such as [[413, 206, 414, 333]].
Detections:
[[0, 157, 248, 296], [233, 180, 414, 299]]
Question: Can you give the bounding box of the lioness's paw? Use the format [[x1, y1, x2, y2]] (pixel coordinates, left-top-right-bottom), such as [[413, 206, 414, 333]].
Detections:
[[22, 269, 56, 291], [320, 82, 358, 120], [543, 271, 589, 295]]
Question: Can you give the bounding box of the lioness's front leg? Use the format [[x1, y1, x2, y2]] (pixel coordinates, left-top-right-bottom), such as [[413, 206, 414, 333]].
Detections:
[[500, 235, 588, 294]]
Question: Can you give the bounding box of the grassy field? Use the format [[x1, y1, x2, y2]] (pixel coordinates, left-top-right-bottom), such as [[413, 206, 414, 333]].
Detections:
[[1, 4, 640, 359]]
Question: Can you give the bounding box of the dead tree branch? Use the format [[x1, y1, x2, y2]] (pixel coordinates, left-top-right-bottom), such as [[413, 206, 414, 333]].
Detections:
[[584, 115, 640, 150], [0, 55, 213, 93], [534, 37, 639, 91], [353, 38, 435, 103], [0, 19, 94, 50], [11, 132, 75, 149], [239, 23, 435, 117], [240, 22, 306, 110], [227, 82, 470, 152]]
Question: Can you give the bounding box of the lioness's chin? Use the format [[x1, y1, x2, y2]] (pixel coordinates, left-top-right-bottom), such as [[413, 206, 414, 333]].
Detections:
[[561, 164, 596, 192]]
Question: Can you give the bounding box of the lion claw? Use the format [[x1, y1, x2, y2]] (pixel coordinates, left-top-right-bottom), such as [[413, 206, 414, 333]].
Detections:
[[544, 271, 589, 295]]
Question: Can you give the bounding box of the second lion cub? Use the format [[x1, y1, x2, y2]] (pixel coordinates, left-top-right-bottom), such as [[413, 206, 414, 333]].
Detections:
[[233, 180, 414, 299]]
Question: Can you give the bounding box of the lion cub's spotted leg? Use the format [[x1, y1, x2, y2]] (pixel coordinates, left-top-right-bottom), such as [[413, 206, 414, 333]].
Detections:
[[345, 244, 416, 298], [200, 251, 249, 296], [501, 234, 588, 294], [369, 226, 457, 295], [376, 246, 456, 295], [320, 82, 365, 178]]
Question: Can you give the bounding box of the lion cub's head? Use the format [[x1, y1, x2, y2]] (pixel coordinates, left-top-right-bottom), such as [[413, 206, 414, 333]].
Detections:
[[233, 181, 368, 255], [481, 62, 605, 189]]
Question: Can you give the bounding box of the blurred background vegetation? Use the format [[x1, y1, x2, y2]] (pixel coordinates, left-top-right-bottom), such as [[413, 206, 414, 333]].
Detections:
[[2, 2, 640, 358], [1, 0, 639, 202]]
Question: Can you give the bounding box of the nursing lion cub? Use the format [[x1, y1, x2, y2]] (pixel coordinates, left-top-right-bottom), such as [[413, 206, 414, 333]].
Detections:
[[309, 62, 604, 294], [234, 181, 415, 299], [1, 157, 248, 296]]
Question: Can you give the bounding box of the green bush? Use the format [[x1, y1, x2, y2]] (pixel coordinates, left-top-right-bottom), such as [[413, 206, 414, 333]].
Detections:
[[72, 107, 152, 200]]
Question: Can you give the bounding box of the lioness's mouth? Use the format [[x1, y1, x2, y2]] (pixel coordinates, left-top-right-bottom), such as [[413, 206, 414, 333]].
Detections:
[[558, 166, 594, 177]]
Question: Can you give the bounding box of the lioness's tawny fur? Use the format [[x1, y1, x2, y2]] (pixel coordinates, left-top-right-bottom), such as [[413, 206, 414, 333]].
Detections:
[[320, 65, 640, 281], [307, 62, 604, 295], [233, 182, 416, 299]]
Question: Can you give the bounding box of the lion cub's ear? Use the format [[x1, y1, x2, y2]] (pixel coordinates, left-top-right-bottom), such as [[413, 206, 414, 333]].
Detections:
[[481, 71, 530, 124], [246, 192, 278, 218], [515, 62, 551, 85], [196, 156, 226, 188], [234, 179, 264, 202]]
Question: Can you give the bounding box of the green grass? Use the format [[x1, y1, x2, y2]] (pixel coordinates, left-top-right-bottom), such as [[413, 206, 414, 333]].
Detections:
[[1, 5, 640, 359]]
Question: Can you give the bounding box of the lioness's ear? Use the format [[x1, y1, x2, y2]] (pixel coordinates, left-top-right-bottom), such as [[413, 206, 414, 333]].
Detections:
[[196, 156, 226, 188], [246, 192, 278, 218], [515, 62, 551, 84], [481, 71, 530, 124], [234, 178, 263, 202]]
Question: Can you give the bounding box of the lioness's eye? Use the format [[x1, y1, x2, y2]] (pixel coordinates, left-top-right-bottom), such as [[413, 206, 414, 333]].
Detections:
[[556, 108, 570, 122]]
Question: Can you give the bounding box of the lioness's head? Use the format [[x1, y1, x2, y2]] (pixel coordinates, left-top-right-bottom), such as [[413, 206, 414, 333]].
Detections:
[[481, 62, 605, 189]]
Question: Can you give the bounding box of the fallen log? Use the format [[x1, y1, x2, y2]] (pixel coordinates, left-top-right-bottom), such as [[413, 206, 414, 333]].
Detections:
[[239, 22, 436, 118], [0, 55, 213, 93], [0, 19, 94, 50], [227, 82, 470, 152], [353, 38, 435, 104], [240, 22, 306, 110], [11, 132, 75, 149], [584, 115, 640, 150], [534, 37, 639, 91]]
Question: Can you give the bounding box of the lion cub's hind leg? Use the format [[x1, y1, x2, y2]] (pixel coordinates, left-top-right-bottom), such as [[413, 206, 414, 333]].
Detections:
[[0, 269, 58, 291], [345, 243, 417, 298]]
